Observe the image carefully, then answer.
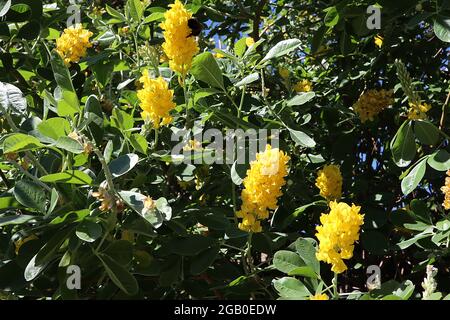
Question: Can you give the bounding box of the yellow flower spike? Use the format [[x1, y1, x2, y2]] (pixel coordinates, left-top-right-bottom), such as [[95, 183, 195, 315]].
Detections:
[[442, 170, 450, 210], [160, 0, 199, 76], [236, 145, 290, 233], [245, 37, 255, 47], [310, 293, 329, 300], [315, 201, 364, 274], [374, 35, 384, 48], [315, 164, 343, 201], [293, 79, 313, 93], [352, 89, 394, 123], [56, 24, 93, 65], [407, 102, 432, 120], [137, 70, 176, 128]]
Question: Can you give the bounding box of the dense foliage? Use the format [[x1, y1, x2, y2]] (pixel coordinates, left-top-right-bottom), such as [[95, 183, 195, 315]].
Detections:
[[0, 0, 450, 300]]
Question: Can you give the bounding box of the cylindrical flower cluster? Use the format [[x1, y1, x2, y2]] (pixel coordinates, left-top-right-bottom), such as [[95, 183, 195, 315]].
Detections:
[[315, 164, 343, 201], [137, 70, 176, 128], [160, 0, 199, 76], [352, 89, 394, 122], [315, 201, 364, 274], [56, 25, 93, 65], [236, 145, 290, 233]]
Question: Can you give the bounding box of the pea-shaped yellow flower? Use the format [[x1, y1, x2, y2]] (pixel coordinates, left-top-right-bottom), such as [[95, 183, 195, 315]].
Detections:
[[160, 0, 199, 76], [310, 293, 329, 300], [293, 79, 312, 92], [315, 164, 343, 201], [137, 70, 176, 128], [407, 102, 432, 120], [56, 25, 93, 65], [315, 201, 364, 274], [236, 145, 290, 233]]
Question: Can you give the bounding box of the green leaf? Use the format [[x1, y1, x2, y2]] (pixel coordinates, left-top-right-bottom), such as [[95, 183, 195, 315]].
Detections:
[[37, 117, 71, 141], [273, 277, 311, 298], [294, 238, 320, 274], [191, 52, 224, 89], [130, 133, 148, 155], [111, 107, 134, 135], [434, 16, 450, 42], [287, 266, 318, 278], [0, 81, 27, 114], [427, 149, 450, 171], [3, 133, 43, 153], [55, 137, 84, 154], [235, 72, 259, 87], [13, 180, 46, 212], [260, 39, 301, 63], [287, 92, 316, 106], [324, 6, 340, 27], [103, 240, 133, 266], [168, 235, 216, 256], [0, 196, 21, 210], [126, 0, 144, 22], [57, 90, 80, 116], [273, 250, 304, 274], [0, 214, 35, 227], [24, 255, 47, 281], [397, 230, 432, 249], [17, 20, 40, 40], [190, 246, 219, 275], [401, 158, 427, 195], [106, 4, 126, 21], [288, 128, 316, 148], [414, 120, 440, 145], [361, 231, 389, 256], [390, 121, 416, 168], [35, 227, 74, 265], [50, 51, 76, 93], [0, 0, 11, 17], [109, 153, 139, 178], [76, 220, 102, 243], [234, 37, 247, 57], [47, 188, 59, 215], [143, 12, 164, 23], [40, 170, 93, 185], [97, 253, 139, 296]]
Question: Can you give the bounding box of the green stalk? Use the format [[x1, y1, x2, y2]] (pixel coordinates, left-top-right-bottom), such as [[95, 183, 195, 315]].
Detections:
[[332, 273, 339, 299]]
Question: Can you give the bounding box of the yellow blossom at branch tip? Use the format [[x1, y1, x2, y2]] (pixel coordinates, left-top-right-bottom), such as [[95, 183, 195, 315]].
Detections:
[[315, 164, 343, 201], [56, 24, 93, 65], [236, 145, 290, 233], [374, 35, 383, 48], [137, 69, 176, 128], [407, 102, 431, 120], [310, 293, 329, 300], [245, 37, 255, 47], [316, 201, 364, 274], [293, 79, 312, 92], [160, 0, 199, 76], [442, 170, 450, 210]]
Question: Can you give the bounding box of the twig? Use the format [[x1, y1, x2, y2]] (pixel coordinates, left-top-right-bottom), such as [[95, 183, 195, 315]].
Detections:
[[439, 90, 450, 131]]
